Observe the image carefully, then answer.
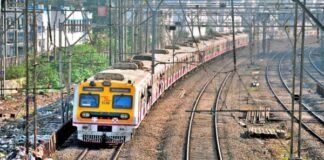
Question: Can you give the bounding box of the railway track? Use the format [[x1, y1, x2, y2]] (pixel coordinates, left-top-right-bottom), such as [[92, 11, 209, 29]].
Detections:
[[308, 49, 324, 76], [304, 48, 324, 86], [265, 52, 324, 144], [185, 70, 232, 160], [76, 143, 124, 160]]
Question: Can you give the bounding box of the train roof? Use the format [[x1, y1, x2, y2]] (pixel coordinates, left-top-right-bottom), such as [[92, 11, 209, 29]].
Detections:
[[85, 32, 248, 86], [88, 69, 151, 86]]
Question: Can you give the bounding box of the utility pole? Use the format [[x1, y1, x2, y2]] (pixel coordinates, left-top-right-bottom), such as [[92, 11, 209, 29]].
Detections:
[[109, 0, 112, 66], [0, 0, 5, 100], [123, 0, 127, 59], [145, 5, 149, 53], [249, 16, 255, 65], [2, 0, 7, 100], [66, 48, 71, 120], [297, 1, 306, 158], [32, 0, 38, 149], [59, 22, 64, 124], [256, 18, 260, 55], [114, 0, 117, 63], [289, 3, 298, 160], [46, 0, 50, 60], [151, 10, 157, 75], [24, 0, 30, 156], [138, 0, 144, 54], [0, 0, 2, 100], [131, 0, 135, 55], [118, 0, 123, 61], [15, 0, 18, 65], [321, 8, 324, 57], [230, 0, 237, 71], [262, 14, 267, 54]]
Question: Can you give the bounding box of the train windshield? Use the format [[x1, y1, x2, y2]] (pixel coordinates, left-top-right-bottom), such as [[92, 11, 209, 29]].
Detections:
[[113, 95, 132, 109], [79, 94, 99, 108]]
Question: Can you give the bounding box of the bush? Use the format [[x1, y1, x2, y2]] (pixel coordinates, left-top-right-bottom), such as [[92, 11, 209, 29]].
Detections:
[[6, 64, 26, 80], [36, 62, 60, 88], [6, 43, 108, 88]]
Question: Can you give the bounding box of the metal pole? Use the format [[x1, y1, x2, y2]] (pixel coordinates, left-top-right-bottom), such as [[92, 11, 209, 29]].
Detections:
[[151, 10, 157, 75], [118, 0, 123, 61], [262, 16, 266, 54], [109, 0, 112, 65], [230, 0, 237, 71], [145, 5, 149, 53], [15, 0, 18, 65], [114, 0, 118, 63], [59, 22, 64, 124], [32, 0, 38, 149], [3, 0, 7, 98], [67, 49, 71, 120], [66, 18, 71, 120], [297, 0, 306, 158], [131, 0, 135, 55], [290, 3, 298, 159], [249, 20, 253, 65], [46, 2, 50, 60], [123, 0, 127, 59], [24, 0, 30, 156], [138, 1, 144, 53], [292, 0, 324, 31]]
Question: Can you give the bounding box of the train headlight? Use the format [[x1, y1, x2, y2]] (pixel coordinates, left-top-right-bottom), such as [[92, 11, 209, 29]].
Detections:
[[119, 113, 129, 120], [82, 125, 90, 131], [81, 112, 91, 118]]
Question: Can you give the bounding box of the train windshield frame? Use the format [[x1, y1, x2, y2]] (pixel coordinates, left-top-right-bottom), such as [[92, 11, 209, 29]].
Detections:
[[112, 95, 132, 109], [79, 94, 99, 108]]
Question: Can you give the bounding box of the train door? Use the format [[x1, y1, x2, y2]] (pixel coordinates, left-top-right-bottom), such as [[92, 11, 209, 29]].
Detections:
[[139, 90, 145, 122]]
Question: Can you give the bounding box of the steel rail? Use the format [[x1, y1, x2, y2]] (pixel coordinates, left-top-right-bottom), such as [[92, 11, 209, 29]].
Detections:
[[111, 143, 124, 160], [212, 72, 233, 160], [77, 148, 89, 160], [185, 71, 218, 160], [279, 54, 324, 123], [184, 50, 240, 160], [265, 53, 324, 144], [308, 49, 324, 77]]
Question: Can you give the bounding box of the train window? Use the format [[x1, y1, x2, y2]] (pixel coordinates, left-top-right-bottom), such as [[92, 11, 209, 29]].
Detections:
[[113, 95, 133, 109], [147, 86, 152, 97], [79, 94, 99, 108]]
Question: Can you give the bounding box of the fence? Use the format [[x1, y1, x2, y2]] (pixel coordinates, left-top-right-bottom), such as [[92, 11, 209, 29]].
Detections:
[[46, 119, 76, 156], [0, 56, 25, 67]]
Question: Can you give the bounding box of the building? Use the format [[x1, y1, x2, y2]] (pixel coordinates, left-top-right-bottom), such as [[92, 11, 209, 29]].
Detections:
[[1, 2, 93, 61]]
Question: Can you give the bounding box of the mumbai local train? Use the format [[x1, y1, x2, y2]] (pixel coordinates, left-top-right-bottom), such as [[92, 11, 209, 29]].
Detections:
[[72, 33, 249, 143]]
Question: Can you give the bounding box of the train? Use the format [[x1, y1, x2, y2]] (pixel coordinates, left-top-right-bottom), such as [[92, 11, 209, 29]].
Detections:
[[72, 32, 249, 144]]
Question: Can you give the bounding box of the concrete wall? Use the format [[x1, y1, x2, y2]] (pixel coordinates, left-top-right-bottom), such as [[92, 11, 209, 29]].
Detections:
[[3, 78, 25, 94]]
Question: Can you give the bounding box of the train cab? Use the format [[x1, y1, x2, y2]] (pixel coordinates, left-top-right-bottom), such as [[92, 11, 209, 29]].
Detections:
[[73, 72, 137, 143]]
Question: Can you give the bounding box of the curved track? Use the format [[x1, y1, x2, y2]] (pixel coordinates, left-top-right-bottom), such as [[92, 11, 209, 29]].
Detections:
[[265, 53, 324, 143], [308, 49, 324, 76], [212, 72, 233, 160], [280, 53, 324, 122]]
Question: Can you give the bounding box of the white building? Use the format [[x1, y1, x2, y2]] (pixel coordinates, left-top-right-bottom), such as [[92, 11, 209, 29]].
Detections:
[[4, 4, 93, 57]]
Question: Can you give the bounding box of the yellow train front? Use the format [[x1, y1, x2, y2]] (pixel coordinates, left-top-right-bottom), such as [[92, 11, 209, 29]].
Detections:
[[72, 76, 137, 144]]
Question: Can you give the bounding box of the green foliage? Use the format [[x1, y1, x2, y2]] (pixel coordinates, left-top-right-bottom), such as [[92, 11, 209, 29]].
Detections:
[[36, 61, 60, 88], [6, 64, 26, 80], [70, 44, 108, 83], [6, 41, 109, 89]]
